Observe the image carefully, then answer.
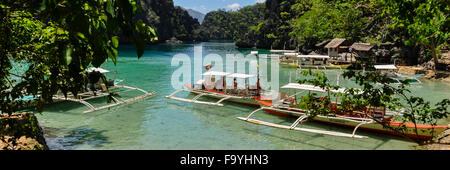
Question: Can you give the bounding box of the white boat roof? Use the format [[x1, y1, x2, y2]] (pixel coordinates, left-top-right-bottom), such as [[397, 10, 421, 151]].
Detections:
[[281, 83, 327, 92], [281, 83, 357, 94], [284, 53, 299, 56], [195, 79, 205, 85], [250, 51, 259, 54], [374, 65, 397, 70], [202, 71, 230, 76], [297, 55, 330, 59], [226, 73, 256, 79], [88, 67, 110, 73], [269, 54, 281, 57], [270, 50, 296, 53]]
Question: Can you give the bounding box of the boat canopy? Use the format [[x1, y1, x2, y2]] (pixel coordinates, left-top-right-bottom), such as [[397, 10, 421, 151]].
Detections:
[[281, 83, 359, 94], [226, 73, 256, 79], [202, 71, 230, 76], [250, 51, 259, 54], [297, 55, 330, 59], [270, 50, 296, 53], [284, 53, 299, 56], [269, 54, 282, 57], [282, 83, 327, 92], [202, 71, 256, 79], [374, 65, 397, 70], [88, 67, 110, 73]]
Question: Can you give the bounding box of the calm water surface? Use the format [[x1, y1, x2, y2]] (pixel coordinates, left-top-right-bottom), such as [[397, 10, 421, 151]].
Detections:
[[36, 42, 450, 150]]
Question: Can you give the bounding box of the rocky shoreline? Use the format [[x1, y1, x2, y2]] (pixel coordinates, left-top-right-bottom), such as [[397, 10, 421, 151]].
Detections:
[[419, 128, 450, 150], [0, 112, 48, 150], [397, 66, 450, 83]]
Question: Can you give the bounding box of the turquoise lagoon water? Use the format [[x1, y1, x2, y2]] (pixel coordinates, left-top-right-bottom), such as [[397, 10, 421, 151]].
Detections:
[[36, 42, 450, 150]]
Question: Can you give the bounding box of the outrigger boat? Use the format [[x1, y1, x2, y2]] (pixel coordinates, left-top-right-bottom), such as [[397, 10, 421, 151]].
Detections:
[[259, 54, 282, 60], [259, 49, 296, 60], [280, 55, 351, 70], [52, 67, 156, 114], [166, 71, 270, 107], [374, 65, 423, 84], [238, 83, 448, 140]]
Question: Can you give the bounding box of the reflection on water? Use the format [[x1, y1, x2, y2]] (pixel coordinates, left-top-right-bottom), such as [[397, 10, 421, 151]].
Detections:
[[44, 126, 111, 150], [36, 42, 449, 150]]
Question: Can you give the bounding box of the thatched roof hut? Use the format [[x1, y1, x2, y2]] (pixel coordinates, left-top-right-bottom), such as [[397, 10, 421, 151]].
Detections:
[[350, 43, 375, 52], [325, 38, 350, 49], [325, 38, 351, 57]]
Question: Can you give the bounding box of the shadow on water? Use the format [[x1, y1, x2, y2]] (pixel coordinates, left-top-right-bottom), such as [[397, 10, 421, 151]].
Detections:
[[242, 128, 333, 150], [238, 114, 337, 150], [43, 98, 108, 113], [43, 97, 142, 115], [43, 126, 111, 150], [242, 113, 417, 150]]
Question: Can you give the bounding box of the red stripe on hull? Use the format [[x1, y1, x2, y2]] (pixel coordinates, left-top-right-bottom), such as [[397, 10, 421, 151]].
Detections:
[[313, 119, 433, 140], [224, 99, 261, 108], [262, 108, 445, 140]]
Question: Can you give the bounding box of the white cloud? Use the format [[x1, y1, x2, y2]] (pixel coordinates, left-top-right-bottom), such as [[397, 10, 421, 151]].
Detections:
[[255, 0, 265, 3], [227, 3, 240, 9]]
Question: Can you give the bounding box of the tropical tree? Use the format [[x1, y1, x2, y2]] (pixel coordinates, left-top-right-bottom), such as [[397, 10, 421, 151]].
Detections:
[[297, 70, 450, 144], [384, 0, 449, 70], [0, 0, 158, 114]]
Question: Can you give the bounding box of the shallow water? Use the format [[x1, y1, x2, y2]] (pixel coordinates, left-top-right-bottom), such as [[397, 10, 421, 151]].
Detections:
[[36, 42, 450, 150]]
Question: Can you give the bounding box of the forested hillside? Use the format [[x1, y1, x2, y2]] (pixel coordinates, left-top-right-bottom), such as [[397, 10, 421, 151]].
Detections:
[[197, 0, 448, 66], [197, 3, 265, 47], [199, 0, 388, 50], [126, 0, 447, 66]]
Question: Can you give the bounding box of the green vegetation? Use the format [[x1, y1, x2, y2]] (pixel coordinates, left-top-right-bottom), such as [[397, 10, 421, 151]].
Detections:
[[134, 0, 201, 42], [198, 10, 234, 41], [297, 69, 450, 144], [384, 0, 449, 70], [198, 3, 265, 46], [0, 0, 157, 114], [197, 0, 448, 67]]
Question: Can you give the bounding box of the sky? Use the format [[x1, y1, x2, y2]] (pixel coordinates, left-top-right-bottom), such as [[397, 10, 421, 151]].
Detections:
[[173, 0, 265, 14]]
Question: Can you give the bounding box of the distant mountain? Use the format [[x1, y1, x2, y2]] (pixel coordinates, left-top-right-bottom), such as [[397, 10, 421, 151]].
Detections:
[[185, 8, 205, 24]]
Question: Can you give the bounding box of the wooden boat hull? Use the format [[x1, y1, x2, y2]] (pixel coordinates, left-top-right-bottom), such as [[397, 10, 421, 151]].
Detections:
[[329, 64, 351, 68], [258, 101, 448, 140]]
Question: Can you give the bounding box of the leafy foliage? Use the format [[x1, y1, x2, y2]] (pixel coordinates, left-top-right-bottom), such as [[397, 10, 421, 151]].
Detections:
[[292, 1, 368, 48], [297, 69, 450, 143], [384, 0, 449, 70], [197, 3, 265, 47], [198, 0, 391, 51], [0, 0, 158, 114], [197, 0, 447, 67], [134, 0, 201, 42]]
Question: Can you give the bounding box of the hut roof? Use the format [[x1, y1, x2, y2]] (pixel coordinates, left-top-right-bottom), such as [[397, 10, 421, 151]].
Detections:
[[324, 38, 348, 48], [350, 43, 375, 51]]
